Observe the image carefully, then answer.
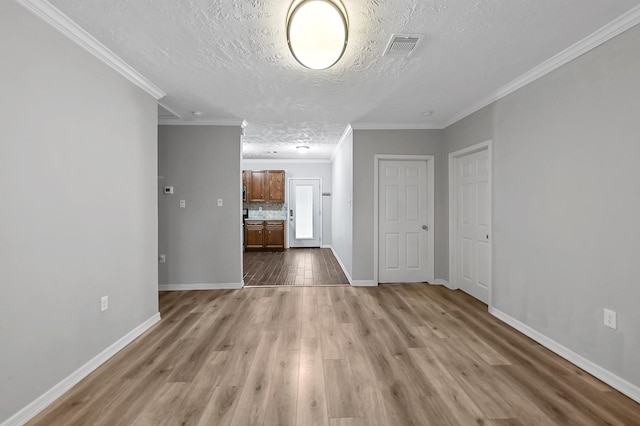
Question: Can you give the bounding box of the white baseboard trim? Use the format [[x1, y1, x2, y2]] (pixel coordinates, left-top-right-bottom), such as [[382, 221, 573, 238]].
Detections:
[[489, 307, 640, 404], [351, 280, 377, 287], [326, 245, 354, 285], [432, 279, 451, 287], [159, 282, 244, 291], [2, 313, 161, 426]]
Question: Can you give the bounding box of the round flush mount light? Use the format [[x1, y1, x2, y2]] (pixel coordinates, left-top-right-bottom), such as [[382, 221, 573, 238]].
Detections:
[[422, 110, 434, 117], [286, 0, 349, 70], [296, 145, 310, 152], [192, 111, 203, 117]]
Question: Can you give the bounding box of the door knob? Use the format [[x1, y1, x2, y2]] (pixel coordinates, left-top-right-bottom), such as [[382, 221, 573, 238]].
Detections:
[[422, 225, 428, 231]]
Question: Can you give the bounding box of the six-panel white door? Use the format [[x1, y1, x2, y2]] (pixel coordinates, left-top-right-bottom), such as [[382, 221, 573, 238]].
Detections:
[[378, 160, 430, 283], [456, 149, 490, 303]]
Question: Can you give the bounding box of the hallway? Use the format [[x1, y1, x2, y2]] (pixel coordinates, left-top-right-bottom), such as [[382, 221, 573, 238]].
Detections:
[[243, 248, 349, 286]]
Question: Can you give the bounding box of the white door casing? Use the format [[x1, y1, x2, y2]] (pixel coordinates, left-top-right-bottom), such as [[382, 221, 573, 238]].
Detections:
[[288, 178, 321, 248], [449, 141, 492, 305], [375, 156, 434, 284]]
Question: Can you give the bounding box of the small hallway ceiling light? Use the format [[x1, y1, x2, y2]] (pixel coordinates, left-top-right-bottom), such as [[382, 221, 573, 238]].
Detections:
[[296, 145, 310, 152], [287, 0, 349, 70]]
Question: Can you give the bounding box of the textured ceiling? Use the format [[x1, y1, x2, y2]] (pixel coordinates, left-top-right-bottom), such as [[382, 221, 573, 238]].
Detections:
[[49, 0, 640, 159]]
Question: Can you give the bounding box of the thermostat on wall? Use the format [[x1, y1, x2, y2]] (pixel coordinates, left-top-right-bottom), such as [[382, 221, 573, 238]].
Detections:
[[164, 186, 174, 194]]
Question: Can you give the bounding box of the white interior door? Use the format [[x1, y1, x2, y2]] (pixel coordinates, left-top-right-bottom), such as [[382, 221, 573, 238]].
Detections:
[[378, 159, 432, 283], [454, 148, 490, 303], [289, 179, 321, 248]]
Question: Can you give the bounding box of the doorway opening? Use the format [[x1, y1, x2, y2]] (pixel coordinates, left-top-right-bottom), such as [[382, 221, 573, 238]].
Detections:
[[449, 140, 492, 306]]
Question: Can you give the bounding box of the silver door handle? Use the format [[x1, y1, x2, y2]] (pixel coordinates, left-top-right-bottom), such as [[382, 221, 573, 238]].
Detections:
[[422, 225, 428, 231]]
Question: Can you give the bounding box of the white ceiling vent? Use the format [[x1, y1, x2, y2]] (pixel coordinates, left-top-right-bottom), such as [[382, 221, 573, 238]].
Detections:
[[383, 34, 424, 57]]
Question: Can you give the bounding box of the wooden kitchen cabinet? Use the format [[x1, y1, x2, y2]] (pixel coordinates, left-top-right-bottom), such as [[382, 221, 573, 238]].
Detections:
[[248, 170, 267, 202], [244, 220, 285, 251], [245, 221, 265, 249], [244, 170, 285, 202], [242, 170, 249, 189], [265, 221, 285, 248], [266, 170, 285, 202]]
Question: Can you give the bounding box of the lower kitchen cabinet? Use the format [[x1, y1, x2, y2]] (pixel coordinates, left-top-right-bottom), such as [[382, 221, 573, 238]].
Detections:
[[245, 221, 265, 249], [245, 220, 285, 251]]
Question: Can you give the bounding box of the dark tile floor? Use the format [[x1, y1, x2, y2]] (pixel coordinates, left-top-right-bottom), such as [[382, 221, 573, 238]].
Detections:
[[243, 248, 349, 286]]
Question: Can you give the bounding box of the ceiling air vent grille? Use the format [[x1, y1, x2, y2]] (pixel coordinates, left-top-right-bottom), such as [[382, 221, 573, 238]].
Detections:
[[383, 34, 424, 57]]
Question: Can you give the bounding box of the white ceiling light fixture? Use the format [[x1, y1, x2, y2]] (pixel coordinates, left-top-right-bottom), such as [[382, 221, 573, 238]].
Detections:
[[296, 145, 310, 153], [286, 0, 349, 70]]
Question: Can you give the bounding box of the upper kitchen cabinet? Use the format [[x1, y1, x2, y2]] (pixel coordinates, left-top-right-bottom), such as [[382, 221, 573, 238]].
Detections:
[[248, 170, 267, 202], [245, 170, 285, 202], [266, 170, 285, 202]]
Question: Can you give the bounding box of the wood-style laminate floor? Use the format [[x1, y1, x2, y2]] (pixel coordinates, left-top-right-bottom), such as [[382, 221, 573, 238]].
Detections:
[[30, 285, 640, 425], [243, 248, 349, 286]]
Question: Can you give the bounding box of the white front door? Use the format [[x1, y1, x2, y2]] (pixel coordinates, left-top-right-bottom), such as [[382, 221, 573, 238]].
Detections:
[[378, 159, 433, 283], [454, 148, 490, 303], [289, 179, 321, 248]]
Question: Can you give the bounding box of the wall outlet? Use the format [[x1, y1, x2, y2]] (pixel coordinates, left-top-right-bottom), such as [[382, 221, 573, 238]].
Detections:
[[217, 198, 223, 207], [180, 200, 186, 208], [101, 296, 109, 312], [604, 308, 617, 329], [159, 254, 166, 263], [163, 186, 174, 194]]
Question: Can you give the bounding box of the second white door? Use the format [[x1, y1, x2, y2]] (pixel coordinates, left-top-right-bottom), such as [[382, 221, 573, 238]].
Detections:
[[378, 159, 433, 283], [454, 148, 490, 303]]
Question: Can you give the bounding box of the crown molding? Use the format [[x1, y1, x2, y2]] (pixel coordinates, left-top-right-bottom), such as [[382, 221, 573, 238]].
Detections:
[[158, 118, 245, 126], [350, 122, 443, 130], [442, 4, 640, 128], [331, 124, 353, 161], [157, 102, 182, 119], [16, 0, 166, 100]]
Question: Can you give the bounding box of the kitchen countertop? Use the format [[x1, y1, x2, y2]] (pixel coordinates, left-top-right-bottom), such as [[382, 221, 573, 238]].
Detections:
[[244, 217, 287, 221]]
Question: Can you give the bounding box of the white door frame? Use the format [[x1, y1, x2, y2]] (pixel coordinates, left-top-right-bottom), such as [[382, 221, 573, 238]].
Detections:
[[448, 140, 492, 308], [287, 177, 322, 248], [374, 155, 435, 285]]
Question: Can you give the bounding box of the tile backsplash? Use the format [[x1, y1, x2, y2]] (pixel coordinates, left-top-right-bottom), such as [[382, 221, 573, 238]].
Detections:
[[244, 202, 288, 220]]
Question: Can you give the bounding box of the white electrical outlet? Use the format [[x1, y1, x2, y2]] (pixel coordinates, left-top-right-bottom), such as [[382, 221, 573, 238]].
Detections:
[[180, 200, 186, 208], [159, 254, 166, 263], [101, 296, 109, 312], [217, 198, 223, 207], [604, 308, 617, 329]]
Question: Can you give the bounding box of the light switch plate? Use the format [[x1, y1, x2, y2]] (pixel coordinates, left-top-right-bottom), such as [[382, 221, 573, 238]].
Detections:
[[217, 198, 223, 206], [180, 200, 186, 208]]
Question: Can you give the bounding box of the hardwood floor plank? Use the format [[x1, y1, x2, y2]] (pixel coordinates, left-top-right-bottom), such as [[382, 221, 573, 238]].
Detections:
[[323, 359, 358, 419], [302, 287, 320, 338], [230, 331, 282, 426], [329, 417, 366, 426], [297, 338, 329, 426], [196, 386, 241, 426], [264, 349, 300, 426], [318, 304, 344, 360]]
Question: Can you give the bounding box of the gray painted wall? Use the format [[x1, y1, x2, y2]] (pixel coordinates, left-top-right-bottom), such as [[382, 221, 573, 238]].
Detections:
[[242, 161, 332, 246], [0, 2, 159, 421], [331, 133, 353, 278], [352, 129, 447, 282], [444, 24, 640, 388], [158, 125, 242, 286]]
